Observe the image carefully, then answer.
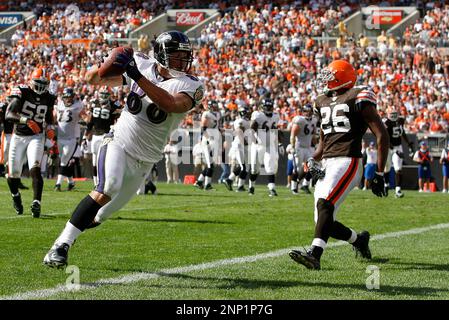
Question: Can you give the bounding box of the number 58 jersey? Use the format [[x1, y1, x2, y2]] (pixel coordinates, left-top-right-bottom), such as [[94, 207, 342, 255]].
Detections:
[[314, 86, 376, 159], [115, 53, 204, 163]]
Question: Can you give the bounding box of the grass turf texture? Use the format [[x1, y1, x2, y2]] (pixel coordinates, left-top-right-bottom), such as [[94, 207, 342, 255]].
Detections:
[[0, 178, 448, 300]]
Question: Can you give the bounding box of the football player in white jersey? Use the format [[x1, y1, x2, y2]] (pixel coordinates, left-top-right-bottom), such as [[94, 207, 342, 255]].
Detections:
[[54, 87, 86, 191], [289, 104, 318, 194], [223, 105, 251, 192], [194, 99, 221, 190], [248, 98, 284, 197], [5, 68, 57, 218], [44, 30, 205, 268]]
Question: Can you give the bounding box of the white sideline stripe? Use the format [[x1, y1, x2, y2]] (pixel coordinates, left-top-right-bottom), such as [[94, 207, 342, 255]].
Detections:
[[2, 222, 449, 300]]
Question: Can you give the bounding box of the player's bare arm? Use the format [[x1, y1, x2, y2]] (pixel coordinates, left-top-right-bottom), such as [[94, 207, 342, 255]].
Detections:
[[362, 104, 389, 173], [312, 130, 324, 161], [290, 123, 299, 145]]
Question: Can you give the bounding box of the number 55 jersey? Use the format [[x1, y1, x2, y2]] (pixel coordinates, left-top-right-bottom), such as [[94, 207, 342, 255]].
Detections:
[[314, 86, 376, 159]]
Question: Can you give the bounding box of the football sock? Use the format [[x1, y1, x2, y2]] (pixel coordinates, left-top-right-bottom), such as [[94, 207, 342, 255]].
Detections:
[[330, 221, 354, 242], [205, 176, 211, 186], [56, 174, 64, 185], [30, 167, 43, 201], [55, 221, 82, 247], [314, 198, 334, 245], [69, 195, 102, 231], [7, 177, 20, 195]]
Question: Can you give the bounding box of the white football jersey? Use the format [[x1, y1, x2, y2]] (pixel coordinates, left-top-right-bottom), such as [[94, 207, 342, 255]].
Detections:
[[201, 110, 221, 129], [117, 53, 204, 163], [233, 117, 250, 131], [292, 115, 317, 149], [56, 99, 84, 140], [250, 111, 280, 147]]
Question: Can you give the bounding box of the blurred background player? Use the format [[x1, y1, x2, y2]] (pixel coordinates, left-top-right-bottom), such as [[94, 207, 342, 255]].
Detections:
[[248, 98, 284, 196], [1, 98, 29, 190], [223, 105, 251, 192], [163, 137, 180, 184], [54, 87, 86, 191], [383, 107, 414, 198], [439, 141, 449, 193], [289, 104, 317, 194], [194, 100, 221, 190], [363, 141, 378, 190], [413, 141, 433, 192], [5, 68, 57, 217]]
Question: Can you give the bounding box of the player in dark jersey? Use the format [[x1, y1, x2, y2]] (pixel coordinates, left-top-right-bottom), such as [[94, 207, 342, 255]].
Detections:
[[5, 68, 57, 217], [288, 60, 389, 270], [83, 87, 121, 186], [383, 107, 414, 198]]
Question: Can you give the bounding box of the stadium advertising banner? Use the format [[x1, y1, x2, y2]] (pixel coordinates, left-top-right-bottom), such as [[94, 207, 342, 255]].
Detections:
[[0, 13, 23, 29], [372, 10, 403, 25], [176, 12, 205, 26]]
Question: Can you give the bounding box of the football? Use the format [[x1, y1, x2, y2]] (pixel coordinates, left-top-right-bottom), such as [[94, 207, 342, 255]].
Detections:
[[97, 46, 134, 78]]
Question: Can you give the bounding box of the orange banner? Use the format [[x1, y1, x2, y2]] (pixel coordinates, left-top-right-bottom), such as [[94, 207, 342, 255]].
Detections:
[[20, 38, 94, 49]]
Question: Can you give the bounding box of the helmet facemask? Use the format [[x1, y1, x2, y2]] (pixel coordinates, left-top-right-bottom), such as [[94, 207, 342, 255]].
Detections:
[[158, 44, 193, 78], [31, 78, 49, 95]]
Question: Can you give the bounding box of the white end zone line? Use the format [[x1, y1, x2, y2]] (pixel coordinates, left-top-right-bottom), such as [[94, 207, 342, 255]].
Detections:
[[2, 222, 449, 300]]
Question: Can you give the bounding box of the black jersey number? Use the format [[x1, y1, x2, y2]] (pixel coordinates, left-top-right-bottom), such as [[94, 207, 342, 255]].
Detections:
[[320, 104, 350, 135], [58, 110, 73, 123], [146, 103, 167, 124], [22, 101, 47, 123]]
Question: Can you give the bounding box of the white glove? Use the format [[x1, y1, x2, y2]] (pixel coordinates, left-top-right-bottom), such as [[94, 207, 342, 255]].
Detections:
[[278, 144, 285, 156]]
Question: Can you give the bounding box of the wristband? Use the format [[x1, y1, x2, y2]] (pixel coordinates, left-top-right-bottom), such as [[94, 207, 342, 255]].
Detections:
[[19, 117, 28, 124], [375, 171, 384, 176]]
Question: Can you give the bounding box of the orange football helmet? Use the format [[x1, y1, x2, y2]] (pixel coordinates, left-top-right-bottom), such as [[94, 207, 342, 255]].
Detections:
[[317, 60, 357, 94], [30, 68, 49, 95]]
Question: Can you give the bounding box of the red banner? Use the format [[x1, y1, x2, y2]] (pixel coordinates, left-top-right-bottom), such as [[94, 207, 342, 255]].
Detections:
[[176, 12, 205, 26], [372, 10, 403, 25]]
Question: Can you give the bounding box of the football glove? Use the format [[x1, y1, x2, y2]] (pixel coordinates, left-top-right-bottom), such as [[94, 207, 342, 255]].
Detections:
[[408, 142, 415, 158], [371, 172, 387, 197], [27, 119, 41, 134], [113, 53, 143, 82], [306, 157, 325, 181]]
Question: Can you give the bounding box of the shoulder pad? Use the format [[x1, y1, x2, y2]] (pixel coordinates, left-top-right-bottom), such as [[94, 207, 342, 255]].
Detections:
[[355, 88, 376, 105], [186, 74, 199, 82], [10, 87, 23, 98]]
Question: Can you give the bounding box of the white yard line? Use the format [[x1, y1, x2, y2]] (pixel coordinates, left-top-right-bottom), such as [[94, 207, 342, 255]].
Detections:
[[2, 222, 449, 300]]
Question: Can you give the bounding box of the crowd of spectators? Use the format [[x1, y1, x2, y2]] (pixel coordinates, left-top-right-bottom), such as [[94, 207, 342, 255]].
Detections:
[[0, 1, 449, 136]]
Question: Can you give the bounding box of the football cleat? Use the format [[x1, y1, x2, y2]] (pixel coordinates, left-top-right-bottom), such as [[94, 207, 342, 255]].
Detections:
[[269, 189, 278, 197], [12, 194, 23, 215], [289, 249, 321, 270], [18, 181, 29, 190], [204, 184, 213, 191], [54, 184, 61, 192], [194, 180, 204, 190], [144, 181, 157, 195], [67, 183, 76, 191], [300, 185, 311, 194], [236, 186, 246, 192], [395, 190, 404, 198], [31, 200, 41, 218], [291, 189, 299, 195], [248, 187, 255, 195], [43, 243, 70, 269], [353, 231, 372, 259], [222, 179, 233, 191]]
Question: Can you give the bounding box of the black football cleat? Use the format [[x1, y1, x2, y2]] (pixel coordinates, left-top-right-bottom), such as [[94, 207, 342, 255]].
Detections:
[[353, 231, 372, 259], [54, 184, 62, 192], [300, 185, 311, 194], [18, 181, 29, 190], [269, 189, 278, 197], [144, 181, 157, 195], [43, 243, 70, 269], [248, 187, 255, 195], [236, 186, 246, 192], [31, 200, 41, 218], [67, 183, 76, 191], [12, 194, 23, 215], [222, 179, 233, 191], [194, 180, 204, 190], [289, 248, 321, 270]]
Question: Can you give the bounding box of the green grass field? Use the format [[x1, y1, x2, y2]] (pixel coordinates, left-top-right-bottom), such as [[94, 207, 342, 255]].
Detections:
[[0, 178, 448, 300]]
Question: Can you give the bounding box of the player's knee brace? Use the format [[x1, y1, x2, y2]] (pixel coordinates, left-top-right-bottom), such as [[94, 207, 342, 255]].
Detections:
[[206, 164, 214, 177], [239, 166, 247, 180], [233, 165, 241, 176], [268, 174, 275, 184]]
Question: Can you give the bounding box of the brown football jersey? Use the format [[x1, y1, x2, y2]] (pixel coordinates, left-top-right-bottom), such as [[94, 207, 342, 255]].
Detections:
[[314, 86, 377, 159]]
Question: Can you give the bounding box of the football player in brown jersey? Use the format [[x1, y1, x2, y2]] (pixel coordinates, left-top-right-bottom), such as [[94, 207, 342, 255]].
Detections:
[[289, 60, 389, 270]]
